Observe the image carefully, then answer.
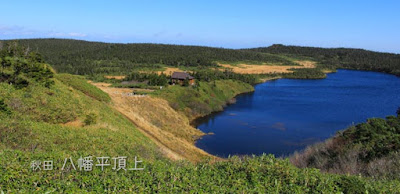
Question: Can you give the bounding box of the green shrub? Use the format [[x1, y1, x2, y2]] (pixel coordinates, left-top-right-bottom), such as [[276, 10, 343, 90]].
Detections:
[[0, 99, 11, 115], [124, 72, 169, 86], [192, 69, 259, 85], [0, 54, 54, 89], [283, 68, 326, 79], [152, 80, 253, 118], [291, 116, 400, 179], [84, 113, 97, 126]]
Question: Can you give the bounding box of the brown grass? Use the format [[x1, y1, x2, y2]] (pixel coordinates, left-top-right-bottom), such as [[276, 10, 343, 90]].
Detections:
[[218, 60, 316, 74], [104, 67, 185, 79], [138, 67, 186, 75], [62, 119, 83, 127], [156, 67, 184, 75], [91, 82, 214, 162], [104, 75, 126, 80]]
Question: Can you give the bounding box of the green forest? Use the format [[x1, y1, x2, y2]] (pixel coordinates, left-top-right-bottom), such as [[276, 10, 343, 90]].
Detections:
[[5, 39, 295, 75], [4, 39, 399, 79], [248, 44, 400, 76]]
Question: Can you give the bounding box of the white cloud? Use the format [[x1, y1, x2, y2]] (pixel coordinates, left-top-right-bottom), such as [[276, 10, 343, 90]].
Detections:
[[0, 25, 35, 36], [48, 32, 87, 38], [0, 24, 88, 39], [48, 32, 66, 37], [68, 32, 87, 37]]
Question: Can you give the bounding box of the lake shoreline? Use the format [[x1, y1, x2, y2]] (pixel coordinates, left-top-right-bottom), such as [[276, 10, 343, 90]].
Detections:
[[193, 69, 400, 157], [190, 71, 334, 128]]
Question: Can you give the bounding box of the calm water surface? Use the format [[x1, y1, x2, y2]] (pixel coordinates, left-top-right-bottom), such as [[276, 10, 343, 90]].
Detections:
[[195, 70, 400, 157]]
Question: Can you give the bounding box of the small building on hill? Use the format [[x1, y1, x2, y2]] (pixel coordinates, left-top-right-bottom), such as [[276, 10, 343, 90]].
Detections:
[[171, 72, 195, 85]]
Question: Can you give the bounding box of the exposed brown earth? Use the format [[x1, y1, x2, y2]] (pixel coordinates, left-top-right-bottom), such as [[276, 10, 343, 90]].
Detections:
[[62, 119, 83, 127], [156, 67, 184, 75], [91, 82, 213, 162]]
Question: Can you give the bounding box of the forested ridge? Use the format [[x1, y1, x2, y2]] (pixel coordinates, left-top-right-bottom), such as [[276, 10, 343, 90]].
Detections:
[[248, 44, 400, 76], [3, 39, 399, 78], [2, 39, 294, 75]]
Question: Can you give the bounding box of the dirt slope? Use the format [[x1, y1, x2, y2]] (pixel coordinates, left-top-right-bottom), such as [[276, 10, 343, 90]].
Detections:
[[92, 82, 213, 162]]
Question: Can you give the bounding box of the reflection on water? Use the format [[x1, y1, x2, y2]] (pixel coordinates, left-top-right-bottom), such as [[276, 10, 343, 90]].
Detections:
[[195, 70, 400, 157]]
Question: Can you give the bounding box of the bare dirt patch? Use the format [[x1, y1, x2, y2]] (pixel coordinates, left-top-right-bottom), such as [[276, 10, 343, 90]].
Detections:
[[157, 67, 184, 75], [91, 82, 213, 162], [62, 119, 83, 127]]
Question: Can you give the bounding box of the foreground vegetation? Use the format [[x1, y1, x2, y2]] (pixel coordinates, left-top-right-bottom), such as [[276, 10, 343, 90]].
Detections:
[[291, 115, 400, 180], [2, 151, 400, 193]]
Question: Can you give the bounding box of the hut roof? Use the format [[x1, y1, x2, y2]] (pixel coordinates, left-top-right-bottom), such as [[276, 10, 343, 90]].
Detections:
[[171, 72, 194, 80]]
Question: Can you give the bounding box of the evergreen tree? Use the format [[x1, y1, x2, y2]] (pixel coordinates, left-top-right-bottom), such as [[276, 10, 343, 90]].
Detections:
[[0, 43, 54, 88]]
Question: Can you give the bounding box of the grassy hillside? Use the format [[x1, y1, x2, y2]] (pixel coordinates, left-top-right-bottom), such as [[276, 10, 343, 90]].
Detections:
[[0, 74, 163, 157], [55, 74, 111, 103], [152, 80, 254, 120]]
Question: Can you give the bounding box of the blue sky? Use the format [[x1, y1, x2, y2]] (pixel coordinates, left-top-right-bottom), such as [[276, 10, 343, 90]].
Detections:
[[0, 0, 399, 53]]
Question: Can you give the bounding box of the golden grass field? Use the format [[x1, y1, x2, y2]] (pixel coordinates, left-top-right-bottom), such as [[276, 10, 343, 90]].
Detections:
[[218, 60, 316, 74], [104, 75, 126, 80], [156, 67, 184, 75], [104, 61, 316, 80]]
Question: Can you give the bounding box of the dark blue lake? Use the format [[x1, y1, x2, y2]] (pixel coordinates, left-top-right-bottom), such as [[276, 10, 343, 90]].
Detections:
[[195, 70, 400, 157]]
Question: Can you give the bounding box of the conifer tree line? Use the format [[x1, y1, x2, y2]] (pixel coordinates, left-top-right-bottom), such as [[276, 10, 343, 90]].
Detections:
[[3, 39, 399, 77], [6, 39, 294, 75], [248, 44, 400, 76]]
